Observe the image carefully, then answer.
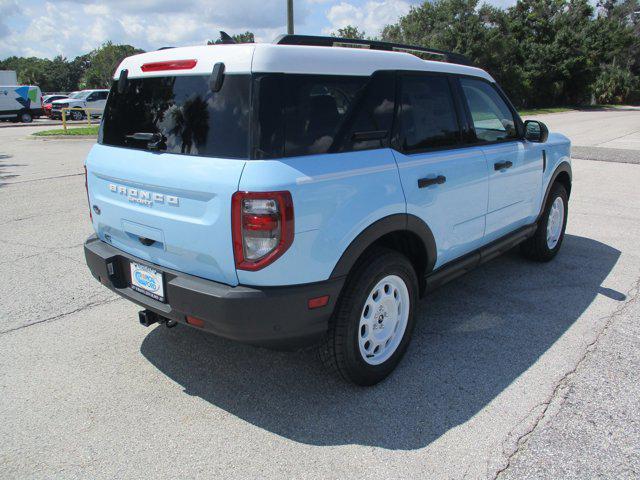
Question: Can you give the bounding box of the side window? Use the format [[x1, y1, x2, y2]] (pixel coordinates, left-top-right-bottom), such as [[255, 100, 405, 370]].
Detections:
[[86, 93, 96, 101], [283, 75, 366, 157], [96, 91, 108, 100], [460, 78, 517, 142], [339, 72, 396, 152], [397, 75, 460, 152]]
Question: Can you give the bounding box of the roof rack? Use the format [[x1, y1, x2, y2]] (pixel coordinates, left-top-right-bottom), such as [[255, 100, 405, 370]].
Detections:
[[273, 34, 472, 66]]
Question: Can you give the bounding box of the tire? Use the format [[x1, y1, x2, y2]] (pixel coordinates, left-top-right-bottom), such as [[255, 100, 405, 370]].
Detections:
[[318, 247, 419, 386], [19, 111, 33, 123], [71, 109, 84, 121], [520, 182, 568, 262]]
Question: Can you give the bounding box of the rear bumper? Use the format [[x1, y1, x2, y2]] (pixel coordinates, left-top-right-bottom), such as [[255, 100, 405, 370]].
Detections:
[[84, 235, 344, 349]]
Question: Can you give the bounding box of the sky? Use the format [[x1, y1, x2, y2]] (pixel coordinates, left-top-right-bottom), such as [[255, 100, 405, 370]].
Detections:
[[0, 0, 515, 60]]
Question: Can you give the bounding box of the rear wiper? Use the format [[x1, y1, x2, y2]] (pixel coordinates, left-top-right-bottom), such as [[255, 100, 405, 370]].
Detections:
[[125, 132, 166, 151]]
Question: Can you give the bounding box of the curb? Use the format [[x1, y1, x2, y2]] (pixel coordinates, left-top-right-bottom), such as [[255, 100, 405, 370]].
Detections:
[[30, 135, 97, 140], [0, 121, 100, 129]]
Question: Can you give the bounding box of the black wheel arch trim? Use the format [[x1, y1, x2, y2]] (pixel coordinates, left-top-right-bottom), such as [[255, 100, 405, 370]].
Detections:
[[330, 213, 437, 279], [538, 162, 572, 220]]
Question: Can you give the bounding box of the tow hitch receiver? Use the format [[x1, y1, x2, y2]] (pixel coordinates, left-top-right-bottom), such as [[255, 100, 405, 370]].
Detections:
[[138, 309, 178, 328], [139, 309, 158, 327]]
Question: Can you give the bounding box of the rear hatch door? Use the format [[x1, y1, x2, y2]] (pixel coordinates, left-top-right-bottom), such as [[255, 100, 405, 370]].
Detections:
[[86, 70, 251, 286]]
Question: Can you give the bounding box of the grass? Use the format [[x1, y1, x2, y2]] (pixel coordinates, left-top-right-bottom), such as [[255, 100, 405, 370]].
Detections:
[[518, 107, 574, 116], [518, 104, 631, 116], [33, 126, 99, 137]]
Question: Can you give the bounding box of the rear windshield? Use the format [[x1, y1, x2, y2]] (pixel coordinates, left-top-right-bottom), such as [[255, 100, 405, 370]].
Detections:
[[101, 74, 250, 158]]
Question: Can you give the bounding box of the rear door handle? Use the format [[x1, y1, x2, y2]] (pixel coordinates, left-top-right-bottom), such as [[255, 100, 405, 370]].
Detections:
[[494, 161, 513, 171], [418, 175, 446, 188]]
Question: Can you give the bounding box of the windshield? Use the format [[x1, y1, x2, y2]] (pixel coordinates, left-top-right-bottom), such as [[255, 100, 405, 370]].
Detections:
[[100, 74, 250, 158], [74, 91, 91, 99]]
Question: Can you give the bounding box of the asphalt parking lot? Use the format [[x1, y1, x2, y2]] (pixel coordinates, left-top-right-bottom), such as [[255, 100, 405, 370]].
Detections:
[[1, 108, 639, 479]]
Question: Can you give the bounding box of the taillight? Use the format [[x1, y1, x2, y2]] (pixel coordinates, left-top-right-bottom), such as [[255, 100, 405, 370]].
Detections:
[[232, 191, 294, 271], [84, 165, 92, 221], [141, 59, 197, 72]]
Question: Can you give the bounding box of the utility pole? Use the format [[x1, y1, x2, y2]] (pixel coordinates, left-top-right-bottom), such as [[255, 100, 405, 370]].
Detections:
[[287, 0, 294, 34]]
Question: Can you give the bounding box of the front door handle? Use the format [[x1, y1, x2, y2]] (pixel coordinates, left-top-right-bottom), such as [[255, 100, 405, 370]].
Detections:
[[418, 175, 446, 188], [494, 160, 513, 171]]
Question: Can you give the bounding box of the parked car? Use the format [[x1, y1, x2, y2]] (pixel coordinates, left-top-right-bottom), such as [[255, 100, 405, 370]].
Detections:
[[42, 94, 69, 117], [50, 89, 109, 120], [84, 36, 572, 385], [0, 85, 43, 122]]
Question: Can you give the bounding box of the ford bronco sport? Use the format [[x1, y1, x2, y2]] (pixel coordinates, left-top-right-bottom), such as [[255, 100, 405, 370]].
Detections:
[[84, 35, 571, 385]]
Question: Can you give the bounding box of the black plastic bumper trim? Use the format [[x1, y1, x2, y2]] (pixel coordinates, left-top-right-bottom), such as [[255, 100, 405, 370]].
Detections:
[[84, 235, 344, 349]]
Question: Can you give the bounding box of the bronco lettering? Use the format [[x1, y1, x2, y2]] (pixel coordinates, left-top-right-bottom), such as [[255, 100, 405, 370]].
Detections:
[[108, 183, 179, 207]]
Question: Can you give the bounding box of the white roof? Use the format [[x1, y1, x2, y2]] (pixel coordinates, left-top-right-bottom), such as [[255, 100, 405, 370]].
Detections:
[[114, 43, 494, 82]]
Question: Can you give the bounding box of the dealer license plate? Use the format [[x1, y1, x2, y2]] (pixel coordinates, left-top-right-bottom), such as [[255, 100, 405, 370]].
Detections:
[[130, 262, 165, 302]]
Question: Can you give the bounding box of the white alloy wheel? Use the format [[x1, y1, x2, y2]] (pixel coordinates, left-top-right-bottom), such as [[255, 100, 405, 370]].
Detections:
[[546, 196, 565, 249], [358, 274, 410, 365]]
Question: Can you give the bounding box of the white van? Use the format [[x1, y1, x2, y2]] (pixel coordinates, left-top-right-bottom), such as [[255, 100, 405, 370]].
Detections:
[[0, 85, 43, 122], [0, 70, 18, 84]]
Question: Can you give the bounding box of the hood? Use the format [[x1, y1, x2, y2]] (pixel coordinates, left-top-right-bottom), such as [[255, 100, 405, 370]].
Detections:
[[52, 98, 82, 105]]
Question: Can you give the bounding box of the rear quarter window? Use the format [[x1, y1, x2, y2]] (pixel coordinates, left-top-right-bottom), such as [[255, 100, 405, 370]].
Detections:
[[100, 74, 250, 159], [282, 75, 367, 157], [253, 73, 396, 158]]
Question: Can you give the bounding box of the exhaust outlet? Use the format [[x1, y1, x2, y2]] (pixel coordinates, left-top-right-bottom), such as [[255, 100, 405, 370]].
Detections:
[[138, 309, 158, 327]]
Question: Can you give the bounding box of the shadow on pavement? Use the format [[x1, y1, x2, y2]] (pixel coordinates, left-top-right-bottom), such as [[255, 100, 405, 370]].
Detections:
[[140, 234, 621, 450], [0, 154, 23, 187]]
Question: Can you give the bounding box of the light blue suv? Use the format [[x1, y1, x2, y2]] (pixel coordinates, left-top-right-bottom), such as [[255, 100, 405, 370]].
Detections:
[[84, 35, 571, 385]]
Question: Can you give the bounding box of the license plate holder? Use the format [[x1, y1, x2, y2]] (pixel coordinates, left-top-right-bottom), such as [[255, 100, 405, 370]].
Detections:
[[130, 262, 165, 302]]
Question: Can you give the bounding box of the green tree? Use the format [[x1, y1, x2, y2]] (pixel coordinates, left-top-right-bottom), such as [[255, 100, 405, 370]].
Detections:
[[45, 56, 74, 91], [331, 25, 367, 39], [82, 42, 144, 89], [67, 54, 91, 91], [381, 0, 491, 60], [380, 0, 522, 97], [207, 31, 255, 44], [0, 56, 48, 87], [592, 0, 640, 72], [592, 63, 639, 102], [380, 0, 639, 106], [506, 0, 595, 106]]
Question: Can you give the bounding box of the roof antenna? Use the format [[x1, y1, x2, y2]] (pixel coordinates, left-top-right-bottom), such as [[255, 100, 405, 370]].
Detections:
[[219, 31, 236, 44]]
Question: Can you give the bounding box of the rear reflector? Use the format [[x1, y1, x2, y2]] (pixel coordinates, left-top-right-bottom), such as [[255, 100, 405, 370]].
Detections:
[[84, 165, 92, 221], [308, 295, 330, 309], [186, 316, 205, 328], [141, 59, 197, 72]]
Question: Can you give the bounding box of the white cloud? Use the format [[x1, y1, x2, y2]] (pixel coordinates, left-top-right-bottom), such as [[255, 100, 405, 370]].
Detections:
[[323, 0, 410, 37], [0, 0, 297, 59], [0, 0, 20, 38]]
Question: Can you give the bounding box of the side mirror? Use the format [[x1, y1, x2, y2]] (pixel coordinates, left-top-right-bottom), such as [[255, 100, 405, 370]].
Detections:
[[524, 120, 549, 143]]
